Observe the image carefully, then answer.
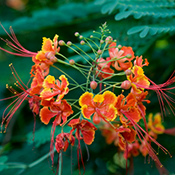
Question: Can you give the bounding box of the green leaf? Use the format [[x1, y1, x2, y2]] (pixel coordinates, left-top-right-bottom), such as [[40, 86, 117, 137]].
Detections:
[[127, 26, 146, 35], [0, 156, 8, 172], [115, 11, 133, 20], [27, 125, 71, 148], [0, 156, 8, 163], [139, 26, 149, 38]]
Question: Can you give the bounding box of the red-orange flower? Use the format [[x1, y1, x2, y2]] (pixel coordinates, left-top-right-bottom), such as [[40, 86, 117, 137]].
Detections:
[[101, 122, 119, 146], [108, 42, 134, 71], [127, 65, 150, 95], [55, 133, 75, 153], [123, 141, 140, 159], [39, 99, 73, 125], [68, 118, 97, 172], [39, 99, 73, 165], [118, 127, 137, 151], [40, 75, 69, 102], [96, 57, 114, 79], [148, 113, 165, 134], [79, 91, 117, 124], [115, 93, 141, 125], [68, 118, 97, 145], [35, 35, 60, 63]]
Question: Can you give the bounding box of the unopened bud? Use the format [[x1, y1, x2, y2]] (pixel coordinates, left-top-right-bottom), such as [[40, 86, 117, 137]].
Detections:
[[90, 81, 98, 90], [74, 32, 79, 37], [93, 30, 95, 33], [97, 50, 102, 55], [100, 40, 104, 44], [125, 69, 132, 76], [67, 41, 72, 46], [69, 59, 75, 65], [80, 40, 85, 45], [126, 54, 132, 58], [90, 35, 93, 38], [113, 39, 117, 43], [79, 35, 83, 39], [121, 80, 131, 90], [105, 36, 113, 44], [58, 40, 65, 46], [118, 45, 122, 49], [45, 52, 57, 62]]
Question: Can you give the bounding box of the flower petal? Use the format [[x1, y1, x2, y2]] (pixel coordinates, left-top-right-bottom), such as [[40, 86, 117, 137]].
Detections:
[[39, 106, 57, 124]]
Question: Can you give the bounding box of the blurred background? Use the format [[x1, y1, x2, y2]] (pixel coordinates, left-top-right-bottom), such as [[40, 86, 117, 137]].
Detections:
[[0, 0, 175, 174]]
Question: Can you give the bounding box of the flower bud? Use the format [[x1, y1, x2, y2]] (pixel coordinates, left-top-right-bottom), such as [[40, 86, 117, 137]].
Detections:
[[45, 52, 57, 62], [74, 32, 79, 37], [67, 41, 72, 46], [90, 35, 93, 38], [97, 50, 102, 55], [79, 35, 83, 39], [100, 40, 104, 44], [69, 59, 75, 65], [117, 45, 122, 49], [90, 81, 98, 90], [121, 80, 131, 90], [125, 69, 132, 76], [105, 36, 113, 44], [80, 40, 85, 45], [58, 40, 65, 46], [126, 54, 132, 58]]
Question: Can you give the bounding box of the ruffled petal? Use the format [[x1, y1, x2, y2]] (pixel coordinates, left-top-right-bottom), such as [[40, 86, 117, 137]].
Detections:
[[39, 106, 57, 124]]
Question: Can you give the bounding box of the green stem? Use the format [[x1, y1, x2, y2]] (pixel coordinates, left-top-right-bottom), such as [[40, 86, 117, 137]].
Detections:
[[28, 148, 56, 168], [52, 65, 85, 92], [56, 53, 87, 78], [58, 152, 62, 175], [67, 44, 94, 65]]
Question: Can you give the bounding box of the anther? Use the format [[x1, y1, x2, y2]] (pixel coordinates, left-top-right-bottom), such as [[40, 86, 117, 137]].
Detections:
[[9, 63, 12, 67]]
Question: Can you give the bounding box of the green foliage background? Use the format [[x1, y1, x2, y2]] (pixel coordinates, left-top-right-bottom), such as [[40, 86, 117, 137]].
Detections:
[[0, 0, 175, 174]]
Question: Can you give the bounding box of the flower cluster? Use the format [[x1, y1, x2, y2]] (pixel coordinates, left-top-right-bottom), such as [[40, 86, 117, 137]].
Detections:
[[0, 23, 175, 174]]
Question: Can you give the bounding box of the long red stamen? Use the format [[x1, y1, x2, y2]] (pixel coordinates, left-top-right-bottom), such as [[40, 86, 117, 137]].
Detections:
[[0, 24, 37, 57], [135, 72, 175, 116], [1, 92, 28, 132], [122, 111, 171, 167]]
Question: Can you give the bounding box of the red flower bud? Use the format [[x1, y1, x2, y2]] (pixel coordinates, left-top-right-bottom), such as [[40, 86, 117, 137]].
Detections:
[[58, 40, 65, 46], [90, 81, 98, 90], [125, 69, 132, 76], [121, 80, 131, 90], [69, 59, 75, 65]]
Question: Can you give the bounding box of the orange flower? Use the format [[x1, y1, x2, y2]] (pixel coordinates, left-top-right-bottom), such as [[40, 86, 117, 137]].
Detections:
[[29, 65, 45, 96], [108, 42, 134, 71], [118, 127, 137, 151], [68, 119, 97, 145], [39, 99, 73, 125], [55, 133, 75, 153], [127, 65, 150, 95], [148, 113, 165, 134], [115, 93, 141, 125], [101, 122, 119, 146], [39, 99, 73, 166], [123, 141, 140, 159], [35, 35, 60, 63], [79, 91, 117, 124], [68, 119, 97, 172], [40, 75, 69, 102], [96, 57, 114, 79]]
